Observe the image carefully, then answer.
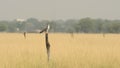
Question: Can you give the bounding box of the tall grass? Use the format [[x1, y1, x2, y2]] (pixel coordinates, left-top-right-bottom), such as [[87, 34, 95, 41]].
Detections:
[[0, 33, 120, 68]]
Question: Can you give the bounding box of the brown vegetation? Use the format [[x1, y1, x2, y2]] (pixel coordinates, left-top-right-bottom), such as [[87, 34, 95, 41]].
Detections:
[[0, 33, 120, 68]]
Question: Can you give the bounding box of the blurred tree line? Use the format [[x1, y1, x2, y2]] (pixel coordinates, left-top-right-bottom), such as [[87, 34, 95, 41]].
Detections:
[[0, 17, 120, 33]]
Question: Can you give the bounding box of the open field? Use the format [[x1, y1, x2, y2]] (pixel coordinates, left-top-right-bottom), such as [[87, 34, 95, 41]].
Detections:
[[0, 33, 120, 68]]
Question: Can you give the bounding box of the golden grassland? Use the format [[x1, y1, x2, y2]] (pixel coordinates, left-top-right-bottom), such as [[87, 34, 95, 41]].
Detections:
[[0, 33, 120, 68]]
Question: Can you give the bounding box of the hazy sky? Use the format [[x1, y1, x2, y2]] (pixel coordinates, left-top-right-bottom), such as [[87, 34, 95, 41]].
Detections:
[[0, 0, 120, 20]]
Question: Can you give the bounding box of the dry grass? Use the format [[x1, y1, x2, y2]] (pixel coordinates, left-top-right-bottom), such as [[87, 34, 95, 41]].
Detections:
[[0, 33, 120, 68]]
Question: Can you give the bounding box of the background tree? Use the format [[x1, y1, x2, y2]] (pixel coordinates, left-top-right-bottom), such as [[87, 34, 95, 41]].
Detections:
[[0, 17, 120, 33]]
